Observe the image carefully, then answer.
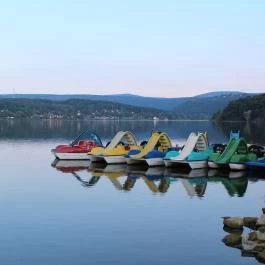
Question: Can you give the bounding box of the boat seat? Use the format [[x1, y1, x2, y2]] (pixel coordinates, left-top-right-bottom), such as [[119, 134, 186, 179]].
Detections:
[[78, 140, 88, 146]]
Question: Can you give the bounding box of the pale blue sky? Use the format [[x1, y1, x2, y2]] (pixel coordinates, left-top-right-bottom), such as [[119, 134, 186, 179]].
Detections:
[[0, 0, 264, 97]]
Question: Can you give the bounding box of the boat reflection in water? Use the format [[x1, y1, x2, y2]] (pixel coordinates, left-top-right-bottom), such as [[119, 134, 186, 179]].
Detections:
[[51, 159, 252, 197], [52, 159, 101, 188]]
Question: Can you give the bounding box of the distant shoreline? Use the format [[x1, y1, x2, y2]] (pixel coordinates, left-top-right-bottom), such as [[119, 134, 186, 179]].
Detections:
[[0, 117, 210, 122]]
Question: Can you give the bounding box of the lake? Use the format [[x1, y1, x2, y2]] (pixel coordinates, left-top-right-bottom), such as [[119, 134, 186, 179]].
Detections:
[[0, 119, 265, 265]]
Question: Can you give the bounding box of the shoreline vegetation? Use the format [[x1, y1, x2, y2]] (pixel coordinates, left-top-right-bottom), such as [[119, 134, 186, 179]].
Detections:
[[0, 117, 210, 121], [212, 93, 265, 122], [0, 92, 252, 121], [0, 98, 179, 120], [1, 93, 264, 122], [0, 98, 213, 121]]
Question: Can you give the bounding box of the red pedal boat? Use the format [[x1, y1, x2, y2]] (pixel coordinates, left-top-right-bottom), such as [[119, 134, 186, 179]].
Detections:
[[51, 130, 103, 160]]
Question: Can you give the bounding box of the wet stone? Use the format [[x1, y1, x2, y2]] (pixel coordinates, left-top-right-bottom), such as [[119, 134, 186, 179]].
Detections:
[[223, 217, 244, 229], [259, 227, 265, 233], [257, 215, 265, 227], [223, 225, 243, 233], [243, 217, 258, 229], [257, 231, 265, 241]]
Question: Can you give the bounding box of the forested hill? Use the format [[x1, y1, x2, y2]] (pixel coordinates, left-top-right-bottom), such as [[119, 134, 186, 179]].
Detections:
[[172, 92, 249, 119], [212, 94, 265, 122], [0, 92, 256, 120], [0, 91, 250, 111], [0, 98, 177, 120]]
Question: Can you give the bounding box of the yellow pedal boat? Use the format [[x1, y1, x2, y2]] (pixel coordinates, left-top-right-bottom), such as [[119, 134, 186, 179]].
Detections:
[[89, 131, 141, 164]]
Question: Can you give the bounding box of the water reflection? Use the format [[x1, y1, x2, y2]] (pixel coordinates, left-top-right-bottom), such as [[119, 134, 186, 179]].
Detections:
[[213, 120, 265, 144], [221, 210, 265, 264], [1, 119, 264, 146], [0, 119, 223, 142], [51, 160, 256, 197]]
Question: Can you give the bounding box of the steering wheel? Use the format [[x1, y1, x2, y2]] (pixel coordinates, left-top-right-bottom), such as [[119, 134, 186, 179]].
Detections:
[[213, 144, 226, 154], [248, 145, 265, 158]]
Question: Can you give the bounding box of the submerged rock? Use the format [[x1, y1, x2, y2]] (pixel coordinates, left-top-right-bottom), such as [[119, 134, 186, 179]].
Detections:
[[223, 217, 244, 229]]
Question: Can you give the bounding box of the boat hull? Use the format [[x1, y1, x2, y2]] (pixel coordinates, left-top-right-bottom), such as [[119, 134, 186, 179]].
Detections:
[[126, 157, 164, 166], [145, 158, 165, 167], [187, 160, 208, 169], [52, 151, 92, 160], [164, 160, 176, 167], [208, 161, 222, 169], [103, 155, 126, 164], [246, 161, 265, 169], [229, 163, 247, 171], [165, 159, 207, 169]]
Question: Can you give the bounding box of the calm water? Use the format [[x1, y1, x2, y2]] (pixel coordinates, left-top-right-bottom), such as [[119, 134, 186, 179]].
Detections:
[[0, 119, 265, 265]]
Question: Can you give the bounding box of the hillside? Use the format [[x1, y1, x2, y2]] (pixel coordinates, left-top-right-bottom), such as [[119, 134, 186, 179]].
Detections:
[[212, 93, 265, 122], [0, 98, 176, 120], [172, 92, 249, 119], [0, 93, 186, 110], [0, 92, 250, 116]]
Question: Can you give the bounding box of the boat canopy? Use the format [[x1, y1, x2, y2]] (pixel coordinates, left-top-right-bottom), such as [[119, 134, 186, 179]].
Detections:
[[106, 131, 137, 149], [70, 130, 103, 147], [129, 131, 172, 159]]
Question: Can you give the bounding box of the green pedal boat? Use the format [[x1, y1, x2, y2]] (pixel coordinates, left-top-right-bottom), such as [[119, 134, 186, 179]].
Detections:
[[208, 138, 257, 170]]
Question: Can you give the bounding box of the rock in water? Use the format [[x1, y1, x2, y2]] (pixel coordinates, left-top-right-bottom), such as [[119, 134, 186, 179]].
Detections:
[[243, 217, 258, 229], [257, 228, 265, 241], [224, 217, 244, 229], [257, 214, 265, 227], [259, 227, 265, 233]]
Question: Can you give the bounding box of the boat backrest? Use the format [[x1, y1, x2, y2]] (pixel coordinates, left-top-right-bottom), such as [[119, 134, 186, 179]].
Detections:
[[107, 131, 137, 149], [195, 132, 208, 151], [230, 131, 240, 140]]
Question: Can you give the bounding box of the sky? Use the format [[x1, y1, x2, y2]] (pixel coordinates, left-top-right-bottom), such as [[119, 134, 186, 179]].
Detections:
[[0, 0, 264, 97]]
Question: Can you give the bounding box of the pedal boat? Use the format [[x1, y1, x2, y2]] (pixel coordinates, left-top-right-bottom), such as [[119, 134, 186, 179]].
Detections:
[[164, 132, 210, 169], [208, 137, 257, 170], [51, 130, 103, 160], [246, 158, 265, 170], [126, 132, 172, 167], [208, 131, 240, 169], [90, 131, 140, 164]]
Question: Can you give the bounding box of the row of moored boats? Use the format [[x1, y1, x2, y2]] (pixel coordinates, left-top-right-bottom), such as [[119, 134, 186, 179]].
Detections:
[[51, 130, 265, 171]]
